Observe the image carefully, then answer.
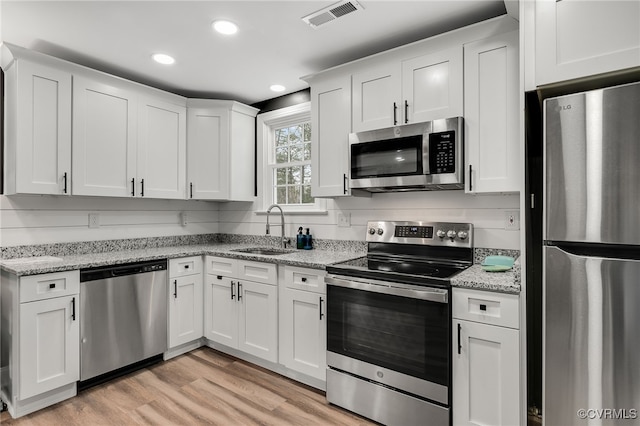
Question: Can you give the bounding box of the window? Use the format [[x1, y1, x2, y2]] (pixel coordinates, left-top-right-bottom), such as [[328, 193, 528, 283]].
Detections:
[[257, 102, 325, 213], [272, 121, 313, 205]]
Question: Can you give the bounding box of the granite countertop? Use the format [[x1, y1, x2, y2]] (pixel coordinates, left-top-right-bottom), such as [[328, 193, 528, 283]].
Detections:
[[0, 243, 367, 277], [1, 239, 520, 294], [450, 261, 521, 294]]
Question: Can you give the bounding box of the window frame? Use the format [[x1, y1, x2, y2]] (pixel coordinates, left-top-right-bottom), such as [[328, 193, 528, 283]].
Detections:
[[257, 102, 326, 214]]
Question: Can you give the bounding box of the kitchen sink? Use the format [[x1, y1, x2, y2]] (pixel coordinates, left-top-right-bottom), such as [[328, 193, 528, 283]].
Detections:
[[231, 247, 294, 256]]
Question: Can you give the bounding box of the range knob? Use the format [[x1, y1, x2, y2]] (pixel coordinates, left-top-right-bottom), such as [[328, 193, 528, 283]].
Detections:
[[377, 228, 384, 235], [436, 229, 446, 238], [457, 231, 468, 240], [368, 228, 376, 235], [446, 230, 457, 240]]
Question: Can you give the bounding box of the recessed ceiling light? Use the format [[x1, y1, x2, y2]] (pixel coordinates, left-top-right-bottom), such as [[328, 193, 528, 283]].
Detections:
[[152, 53, 175, 65], [270, 84, 286, 93], [212, 20, 238, 35]]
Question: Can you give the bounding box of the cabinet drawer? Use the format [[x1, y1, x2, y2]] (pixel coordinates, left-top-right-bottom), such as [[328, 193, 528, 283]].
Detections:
[[170, 256, 203, 277], [20, 270, 80, 303], [237, 260, 277, 285], [452, 288, 519, 329], [205, 256, 237, 277], [283, 266, 326, 293]]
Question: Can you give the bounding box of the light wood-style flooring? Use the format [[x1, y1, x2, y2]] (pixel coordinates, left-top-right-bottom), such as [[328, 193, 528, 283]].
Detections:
[[0, 348, 375, 425]]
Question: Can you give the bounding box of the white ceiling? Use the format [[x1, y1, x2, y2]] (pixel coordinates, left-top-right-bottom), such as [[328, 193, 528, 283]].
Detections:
[[0, 1, 508, 105]]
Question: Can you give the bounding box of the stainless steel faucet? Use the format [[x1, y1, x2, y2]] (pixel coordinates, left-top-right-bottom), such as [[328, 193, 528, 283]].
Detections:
[[266, 204, 289, 248]]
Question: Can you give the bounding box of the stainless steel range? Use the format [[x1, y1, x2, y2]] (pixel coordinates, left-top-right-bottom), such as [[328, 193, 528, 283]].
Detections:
[[325, 220, 473, 426]]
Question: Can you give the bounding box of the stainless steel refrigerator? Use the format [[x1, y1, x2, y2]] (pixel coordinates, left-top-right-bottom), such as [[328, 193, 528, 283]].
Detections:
[[543, 81, 640, 425]]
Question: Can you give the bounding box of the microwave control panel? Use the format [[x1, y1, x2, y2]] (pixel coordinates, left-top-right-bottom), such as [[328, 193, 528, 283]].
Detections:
[[429, 131, 456, 174]]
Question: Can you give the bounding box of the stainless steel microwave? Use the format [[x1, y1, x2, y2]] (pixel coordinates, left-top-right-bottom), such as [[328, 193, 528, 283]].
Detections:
[[348, 117, 464, 192]]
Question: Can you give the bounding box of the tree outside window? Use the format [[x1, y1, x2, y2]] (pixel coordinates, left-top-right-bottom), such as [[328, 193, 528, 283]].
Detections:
[[272, 121, 314, 206]]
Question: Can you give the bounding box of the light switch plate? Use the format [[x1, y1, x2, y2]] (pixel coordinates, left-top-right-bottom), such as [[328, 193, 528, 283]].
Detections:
[[504, 211, 519, 230]]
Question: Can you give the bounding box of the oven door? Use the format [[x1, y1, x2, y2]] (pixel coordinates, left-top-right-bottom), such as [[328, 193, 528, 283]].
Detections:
[[326, 275, 450, 404]]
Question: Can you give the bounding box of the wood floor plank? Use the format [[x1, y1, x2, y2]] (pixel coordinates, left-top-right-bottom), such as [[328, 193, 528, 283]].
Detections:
[[0, 348, 375, 426], [179, 354, 288, 411]]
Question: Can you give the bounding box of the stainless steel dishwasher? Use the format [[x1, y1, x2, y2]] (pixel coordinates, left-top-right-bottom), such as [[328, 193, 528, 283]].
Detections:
[[79, 259, 167, 386]]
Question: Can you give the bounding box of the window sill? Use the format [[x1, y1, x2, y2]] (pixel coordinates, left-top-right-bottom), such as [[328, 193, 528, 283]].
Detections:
[[255, 209, 328, 216]]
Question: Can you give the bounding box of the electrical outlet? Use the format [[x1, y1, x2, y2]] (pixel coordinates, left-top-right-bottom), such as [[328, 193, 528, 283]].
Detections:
[[180, 212, 188, 226], [504, 211, 519, 230], [88, 213, 100, 229], [337, 212, 351, 227]]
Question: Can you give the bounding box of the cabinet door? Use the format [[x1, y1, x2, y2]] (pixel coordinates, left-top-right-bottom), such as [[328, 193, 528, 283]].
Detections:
[[137, 98, 186, 199], [237, 280, 278, 363], [12, 60, 71, 195], [453, 319, 520, 426], [19, 295, 79, 399], [72, 75, 137, 197], [536, 0, 640, 86], [464, 31, 520, 194], [352, 63, 401, 132], [310, 75, 352, 197], [280, 288, 326, 381], [204, 275, 238, 348], [169, 274, 203, 348], [186, 107, 230, 200], [402, 46, 463, 124]]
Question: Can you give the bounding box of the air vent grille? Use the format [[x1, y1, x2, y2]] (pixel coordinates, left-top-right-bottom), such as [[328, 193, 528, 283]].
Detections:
[[330, 2, 358, 17], [302, 0, 364, 29]]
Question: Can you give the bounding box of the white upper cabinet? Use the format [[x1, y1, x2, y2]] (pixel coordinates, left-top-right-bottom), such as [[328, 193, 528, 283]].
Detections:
[[186, 100, 258, 201], [352, 63, 401, 132], [535, 0, 640, 86], [3, 58, 72, 195], [137, 97, 186, 199], [309, 74, 353, 198], [352, 46, 463, 132], [401, 46, 464, 124], [72, 75, 137, 197], [464, 30, 520, 194], [73, 75, 187, 199]]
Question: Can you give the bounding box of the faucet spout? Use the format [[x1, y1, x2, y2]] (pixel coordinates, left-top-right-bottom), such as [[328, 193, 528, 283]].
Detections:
[[265, 204, 289, 248]]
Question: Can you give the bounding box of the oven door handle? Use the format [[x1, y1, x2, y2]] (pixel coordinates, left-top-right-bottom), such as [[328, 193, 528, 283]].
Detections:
[[325, 276, 448, 304]]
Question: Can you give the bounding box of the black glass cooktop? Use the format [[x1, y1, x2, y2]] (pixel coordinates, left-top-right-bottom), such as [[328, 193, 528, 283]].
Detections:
[[326, 255, 469, 287]]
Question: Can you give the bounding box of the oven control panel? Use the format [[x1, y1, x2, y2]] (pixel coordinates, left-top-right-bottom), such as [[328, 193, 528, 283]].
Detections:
[[366, 221, 473, 247]]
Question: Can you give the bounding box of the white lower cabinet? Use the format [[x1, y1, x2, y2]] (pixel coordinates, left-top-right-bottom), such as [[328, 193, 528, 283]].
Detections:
[[1, 270, 80, 418], [452, 288, 521, 426], [279, 266, 327, 382], [168, 257, 203, 350], [204, 256, 278, 363]]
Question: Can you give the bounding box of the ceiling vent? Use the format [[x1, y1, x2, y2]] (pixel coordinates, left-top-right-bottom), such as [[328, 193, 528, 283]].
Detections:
[[302, 0, 364, 29]]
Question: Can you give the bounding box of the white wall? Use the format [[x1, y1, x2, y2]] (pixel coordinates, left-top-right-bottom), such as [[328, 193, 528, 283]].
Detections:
[[0, 194, 219, 247], [219, 191, 520, 250], [0, 191, 519, 250]]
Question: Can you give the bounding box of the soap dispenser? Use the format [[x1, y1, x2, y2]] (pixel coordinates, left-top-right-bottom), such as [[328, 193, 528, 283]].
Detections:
[[297, 227, 305, 249], [304, 228, 313, 250]]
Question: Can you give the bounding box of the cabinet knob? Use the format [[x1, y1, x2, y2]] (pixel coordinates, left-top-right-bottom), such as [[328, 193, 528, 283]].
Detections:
[[301, 277, 307, 283], [49, 283, 56, 289], [480, 304, 487, 311]]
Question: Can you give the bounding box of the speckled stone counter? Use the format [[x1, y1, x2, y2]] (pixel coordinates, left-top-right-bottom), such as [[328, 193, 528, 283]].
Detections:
[[0, 242, 367, 277], [451, 260, 521, 294], [1, 235, 520, 294]]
